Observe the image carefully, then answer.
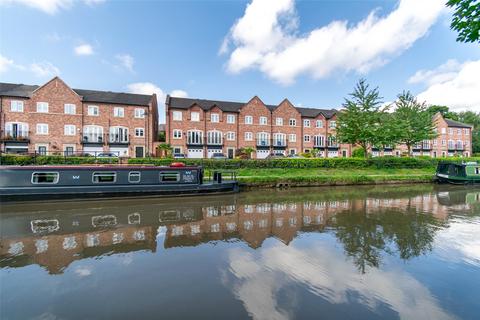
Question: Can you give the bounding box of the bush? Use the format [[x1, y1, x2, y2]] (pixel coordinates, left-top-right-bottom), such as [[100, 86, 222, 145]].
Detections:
[[352, 147, 366, 158], [0, 155, 117, 165]]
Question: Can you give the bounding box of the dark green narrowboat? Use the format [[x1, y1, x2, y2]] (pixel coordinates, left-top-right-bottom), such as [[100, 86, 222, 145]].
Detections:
[[435, 161, 480, 184]]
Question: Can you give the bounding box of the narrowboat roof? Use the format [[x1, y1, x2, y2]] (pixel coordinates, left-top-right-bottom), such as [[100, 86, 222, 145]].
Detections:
[[0, 165, 202, 170]]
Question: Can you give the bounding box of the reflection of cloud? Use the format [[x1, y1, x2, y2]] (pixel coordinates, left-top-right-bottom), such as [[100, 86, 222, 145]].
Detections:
[[226, 240, 454, 320], [435, 217, 480, 267], [74, 266, 92, 277]]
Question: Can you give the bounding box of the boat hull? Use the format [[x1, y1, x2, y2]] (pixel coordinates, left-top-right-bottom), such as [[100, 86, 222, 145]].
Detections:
[[435, 173, 480, 185]]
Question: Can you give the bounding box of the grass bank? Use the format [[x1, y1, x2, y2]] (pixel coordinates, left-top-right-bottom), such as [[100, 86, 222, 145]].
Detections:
[[215, 168, 435, 188]]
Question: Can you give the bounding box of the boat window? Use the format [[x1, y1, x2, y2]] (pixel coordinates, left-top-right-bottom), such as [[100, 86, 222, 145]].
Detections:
[[31, 172, 59, 184], [476, 167, 480, 175], [129, 172, 141, 183], [92, 172, 116, 183], [160, 172, 180, 182]]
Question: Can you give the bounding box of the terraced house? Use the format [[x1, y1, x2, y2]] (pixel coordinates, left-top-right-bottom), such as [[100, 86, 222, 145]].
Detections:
[[166, 96, 473, 159], [0, 77, 158, 157]]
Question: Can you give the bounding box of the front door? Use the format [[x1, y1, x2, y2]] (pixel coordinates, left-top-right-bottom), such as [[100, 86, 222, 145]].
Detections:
[[135, 146, 144, 158], [342, 150, 347, 157], [38, 146, 47, 155], [227, 148, 234, 159]]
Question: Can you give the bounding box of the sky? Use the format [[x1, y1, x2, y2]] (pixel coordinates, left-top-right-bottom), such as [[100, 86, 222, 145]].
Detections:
[[0, 0, 479, 123]]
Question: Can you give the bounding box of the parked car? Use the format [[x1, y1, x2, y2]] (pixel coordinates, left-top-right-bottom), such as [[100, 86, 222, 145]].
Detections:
[[97, 152, 119, 158], [211, 153, 227, 159], [173, 153, 186, 159], [266, 153, 286, 159]]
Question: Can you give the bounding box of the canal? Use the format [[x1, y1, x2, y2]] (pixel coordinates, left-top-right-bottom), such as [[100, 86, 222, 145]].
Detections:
[[1, 184, 479, 319]]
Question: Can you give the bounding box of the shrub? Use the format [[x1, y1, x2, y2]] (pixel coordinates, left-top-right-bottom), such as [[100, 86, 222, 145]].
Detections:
[[352, 147, 366, 158]]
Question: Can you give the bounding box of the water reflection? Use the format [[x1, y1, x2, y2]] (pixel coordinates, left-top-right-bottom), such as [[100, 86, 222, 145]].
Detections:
[[1, 185, 478, 275]]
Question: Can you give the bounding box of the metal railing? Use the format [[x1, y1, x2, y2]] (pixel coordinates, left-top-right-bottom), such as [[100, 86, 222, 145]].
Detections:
[[0, 130, 30, 142]]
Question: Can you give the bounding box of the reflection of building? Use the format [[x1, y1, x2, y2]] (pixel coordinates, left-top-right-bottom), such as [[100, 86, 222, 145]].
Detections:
[[0, 226, 156, 274]]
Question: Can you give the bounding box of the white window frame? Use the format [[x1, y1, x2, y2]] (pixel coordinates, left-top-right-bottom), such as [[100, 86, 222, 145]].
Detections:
[[64, 104, 76, 115], [83, 125, 104, 143], [259, 116, 268, 125], [226, 114, 235, 124], [135, 128, 145, 137], [88, 105, 99, 116], [304, 135, 310, 142], [245, 115, 253, 125], [191, 111, 200, 122], [134, 108, 145, 118], [10, 100, 24, 112], [226, 132, 235, 141], [288, 134, 296, 142], [289, 118, 296, 126], [109, 126, 129, 143], [316, 120, 323, 128], [245, 132, 253, 141], [31, 172, 59, 184], [64, 125, 76, 136], [114, 107, 125, 118], [187, 130, 203, 145], [207, 130, 223, 145], [275, 117, 283, 126], [303, 119, 311, 127], [173, 111, 183, 121], [36, 102, 49, 113], [210, 113, 220, 123], [173, 129, 182, 139], [36, 123, 49, 135], [329, 120, 336, 129]]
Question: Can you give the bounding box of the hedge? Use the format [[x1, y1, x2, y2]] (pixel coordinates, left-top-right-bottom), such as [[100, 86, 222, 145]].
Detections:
[[128, 156, 480, 169], [0, 155, 118, 165]]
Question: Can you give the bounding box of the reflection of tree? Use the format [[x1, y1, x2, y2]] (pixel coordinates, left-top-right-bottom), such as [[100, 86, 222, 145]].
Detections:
[[334, 206, 445, 273]]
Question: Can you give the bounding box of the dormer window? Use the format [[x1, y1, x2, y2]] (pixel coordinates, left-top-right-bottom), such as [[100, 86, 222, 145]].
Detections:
[[191, 112, 200, 122], [37, 102, 48, 113], [88, 105, 99, 116], [211, 113, 219, 123], [10, 100, 24, 112]]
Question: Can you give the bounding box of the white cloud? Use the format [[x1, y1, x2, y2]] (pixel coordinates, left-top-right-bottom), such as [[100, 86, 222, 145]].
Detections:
[[126, 82, 188, 123], [74, 43, 94, 56], [170, 90, 188, 98], [0, 0, 105, 14], [221, 0, 446, 85], [0, 54, 15, 73], [115, 54, 134, 73], [74, 266, 92, 277], [414, 59, 480, 112], [30, 61, 60, 77]]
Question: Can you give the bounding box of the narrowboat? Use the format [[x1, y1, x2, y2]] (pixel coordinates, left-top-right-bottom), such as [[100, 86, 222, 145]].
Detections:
[[435, 161, 480, 184], [0, 164, 239, 201]]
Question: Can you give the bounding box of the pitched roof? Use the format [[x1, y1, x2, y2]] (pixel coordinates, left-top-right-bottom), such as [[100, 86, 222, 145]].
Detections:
[[444, 118, 473, 128], [0, 81, 153, 106], [167, 96, 337, 118]]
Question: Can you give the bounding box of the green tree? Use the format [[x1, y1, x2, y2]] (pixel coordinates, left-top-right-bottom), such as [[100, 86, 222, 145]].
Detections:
[[426, 105, 459, 120], [157, 143, 172, 158], [337, 79, 386, 158], [394, 92, 437, 156], [373, 111, 402, 152], [457, 111, 480, 153], [447, 0, 480, 43], [243, 146, 255, 159]]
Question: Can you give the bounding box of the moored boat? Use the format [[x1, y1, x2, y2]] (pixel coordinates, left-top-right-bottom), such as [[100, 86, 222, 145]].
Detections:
[[435, 161, 480, 185], [0, 164, 238, 201]]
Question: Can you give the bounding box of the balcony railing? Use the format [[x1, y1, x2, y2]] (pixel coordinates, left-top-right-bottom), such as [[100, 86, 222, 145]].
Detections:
[[0, 130, 30, 142], [256, 139, 270, 147], [206, 139, 223, 146], [108, 133, 130, 145], [272, 139, 287, 147], [82, 133, 104, 144]]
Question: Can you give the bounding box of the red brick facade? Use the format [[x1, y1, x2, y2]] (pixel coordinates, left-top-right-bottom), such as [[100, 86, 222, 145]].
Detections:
[[0, 77, 158, 157], [166, 96, 472, 159]]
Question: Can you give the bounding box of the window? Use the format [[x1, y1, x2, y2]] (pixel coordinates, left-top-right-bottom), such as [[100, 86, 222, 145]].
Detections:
[[88, 105, 99, 116], [36, 123, 49, 135], [191, 112, 200, 122], [109, 127, 129, 143], [207, 131, 223, 145], [289, 134, 296, 142], [64, 146, 74, 156], [226, 132, 235, 141], [134, 108, 145, 118], [173, 111, 182, 121], [173, 147, 182, 154], [5, 122, 28, 138], [187, 130, 203, 144], [276, 117, 283, 126], [442, 139, 446, 146], [245, 132, 253, 141], [32, 172, 59, 184], [316, 120, 323, 128], [173, 129, 182, 139], [273, 133, 286, 146], [64, 104, 76, 114], [441, 128, 446, 134], [257, 132, 270, 145], [448, 128, 453, 135], [314, 135, 325, 147], [83, 125, 103, 143], [329, 120, 336, 128], [227, 114, 235, 124], [289, 119, 296, 126], [10, 100, 24, 112], [457, 129, 461, 135], [211, 113, 220, 123], [464, 128, 469, 135], [304, 135, 310, 142], [433, 139, 438, 146], [64, 125, 76, 136], [37, 146, 47, 155], [160, 172, 180, 182], [93, 172, 116, 183], [303, 119, 310, 127], [328, 136, 337, 147], [135, 128, 144, 137], [37, 102, 48, 113], [114, 107, 124, 117], [245, 116, 253, 124], [128, 172, 141, 183], [259, 116, 268, 125]]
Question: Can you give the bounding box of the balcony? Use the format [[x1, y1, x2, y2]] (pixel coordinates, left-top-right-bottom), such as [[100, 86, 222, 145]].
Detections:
[[314, 143, 325, 148], [0, 130, 30, 143], [206, 139, 223, 147], [272, 139, 287, 148], [108, 133, 130, 146], [82, 133, 104, 145], [256, 139, 270, 148]]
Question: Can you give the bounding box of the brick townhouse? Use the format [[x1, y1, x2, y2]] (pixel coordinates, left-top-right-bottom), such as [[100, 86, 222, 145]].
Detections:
[[166, 95, 351, 159], [0, 77, 158, 157], [165, 95, 473, 159]]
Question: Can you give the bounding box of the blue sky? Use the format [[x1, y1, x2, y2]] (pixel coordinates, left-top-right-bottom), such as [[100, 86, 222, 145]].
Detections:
[[1, 0, 479, 122]]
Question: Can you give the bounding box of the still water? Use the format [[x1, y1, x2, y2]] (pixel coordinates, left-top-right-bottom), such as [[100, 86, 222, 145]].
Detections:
[[1, 184, 479, 320]]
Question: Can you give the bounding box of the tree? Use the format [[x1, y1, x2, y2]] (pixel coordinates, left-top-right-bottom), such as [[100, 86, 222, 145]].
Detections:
[[336, 79, 387, 158], [426, 105, 459, 121], [243, 147, 255, 159], [394, 92, 437, 156], [372, 111, 402, 152], [446, 0, 480, 43], [457, 111, 480, 153], [157, 143, 172, 158]]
